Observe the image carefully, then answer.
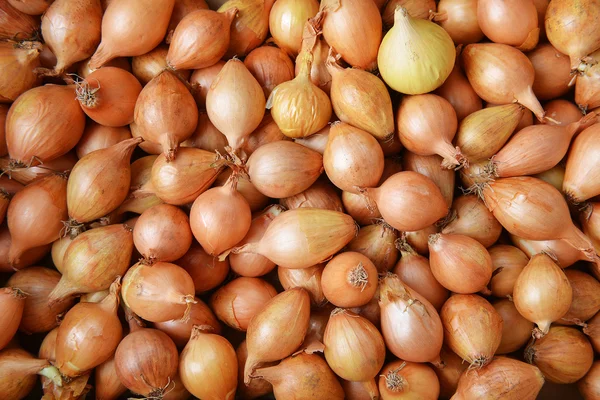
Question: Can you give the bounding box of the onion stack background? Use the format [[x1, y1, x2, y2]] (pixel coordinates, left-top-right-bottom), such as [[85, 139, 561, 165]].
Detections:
[[1, 0, 600, 399]]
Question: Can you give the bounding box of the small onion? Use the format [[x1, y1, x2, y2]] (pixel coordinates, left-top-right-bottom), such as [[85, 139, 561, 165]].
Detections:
[[218, 0, 274, 58], [383, 0, 436, 26], [578, 361, 600, 400], [342, 190, 381, 226], [269, 0, 319, 56], [0, 152, 78, 186], [528, 43, 571, 100], [511, 234, 588, 269], [404, 225, 438, 256], [244, 45, 295, 98], [0, 40, 41, 102], [346, 223, 399, 274], [178, 242, 229, 293], [341, 379, 379, 400], [296, 17, 332, 94], [278, 264, 326, 307], [435, 0, 483, 45], [442, 195, 502, 247], [189, 61, 225, 107], [563, 123, 600, 204], [117, 155, 163, 215], [379, 360, 440, 400], [0, 288, 26, 350], [488, 244, 529, 298], [297, 305, 332, 355], [0, 2, 38, 40], [576, 49, 600, 111], [543, 99, 584, 126], [154, 298, 221, 347], [95, 356, 127, 400], [493, 298, 534, 354], [0, 347, 62, 400], [0, 226, 49, 272], [434, 346, 467, 400], [280, 178, 343, 213], [402, 151, 455, 207], [132, 44, 191, 86], [434, 62, 483, 122], [477, 0, 539, 50], [243, 113, 290, 156], [76, 122, 131, 159], [560, 270, 600, 325], [182, 112, 228, 155], [236, 341, 274, 400], [321, 251, 378, 308], [533, 164, 567, 192]]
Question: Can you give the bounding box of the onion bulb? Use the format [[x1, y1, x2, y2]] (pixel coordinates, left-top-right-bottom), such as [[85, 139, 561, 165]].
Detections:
[[434, 61, 483, 122], [236, 341, 274, 400], [435, 0, 483, 45], [131, 44, 189, 86], [182, 112, 228, 155], [441, 195, 502, 248], [280, 178, 343, 213], [0, 153, 78, 186], [561, 270, 600, 325], [218, 0, 275, 58], [493, 298, 534, 354], [440, 294, 503, 367], [269, 0, 319, 56], [383, 0, 436, 26], [563, 123, 600, 204], [0, 2, 39, 40], [379, 360, 440, 400], [296, 16, 332, 94], [477, 0, 539, 50], [0, 288, 26, 350], [434, 346, 467, 400], [511, 234, 588, 269], [513, 253, 572, 337], [278, 264, 326, 307], [321, 251, 378, 308], [243, 113, 290, 156], [95, 356, 127, 400], [117, 155, 163, 216], [0, 348, 63, 400], [244, 45, 295, 98], [528, 43, 571, 100], [578, 361, 600, 400], [576, 49, 600, 111], [342, 190, 381, 226], [402, 152, 455, 207], [347, 222, 399, 274], [178, 242, 230, 293], [0, 226, 50, 272], [378, 7, 455, 94], [0, 40, 41, 103], [488, 244, 529, 298], [76, 122, 131, 159]]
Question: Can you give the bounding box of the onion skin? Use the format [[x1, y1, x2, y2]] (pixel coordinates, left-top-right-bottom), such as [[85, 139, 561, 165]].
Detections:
[[236, 341, 273, 400], [0, 105, 8, 156], [435, 0, 483, 45], [563, 123, 600, 203], [528, 43, 571, 100], [132, 44, 191, 86], [189, 61, 225, 108], [321, 251, 378, 308], [118, 155, 163, 216], [382, 0, 436, 26], [435, 346, 467, 400], [342, 190, 382, 226], [0, 152, 78, 186], [488, 244, 529, 298], [0, 348, 60, 400], [244, 46, 295, 99], [435, 62, 482, 122], [39, 0, 102, 76], [584, 312, 600, 353], [7, 267, 75, 334], [533, 164, 566, 192], [493, 298, 534, 354], [560, 270, 600, 325], [243, 113, 290, 156], [278, 264, 326, 307], [582, 202, 600, 257], [254, 352, 344, 400], [280, 178, 343, 213], [178, 242, 230, 293], [513, 253, 572, 337], [76, 122, 131, 159], [379, 359, 440, 400], [6, 85, 85, 166], [0, 288, 25, 351], [405, 224, 438, 256], [244, 287, 310, 384], [347, 223, 399, 274], [218, 0, 275, 58], [215, 169, 269, 213], [578, 361, 600, 400], [154, 298, 221, 347], [453, 356, 544, 400], [0, 2, 39, 40], [7, 174, 67, 265], [402, 152, 456, 207], [341, 379, 379, 400], [576, 49, 600, 111], [269, 0, 319, 57], [462, 43, 544, 121], [182, 112, 228, 155], [0, 40, 41, 103], [440, 294, 503, 367], [167, 8, 237, 70], [543, 99, 584, 126], [167, 0, 209, 35], [95, 356, 127, 400], [0, 226, 50, 272], [89, 0, 175, 69], [296, 18, 332, 94], [379, 273, 443, 364], [442, 195, 502, 248], [526, 326, 594, 384], [477, 0, 539, 50]]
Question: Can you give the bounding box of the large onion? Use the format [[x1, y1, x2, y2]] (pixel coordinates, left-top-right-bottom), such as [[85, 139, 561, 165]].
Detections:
[[477, 0, 539, 50], [563, 123, 600, 204]]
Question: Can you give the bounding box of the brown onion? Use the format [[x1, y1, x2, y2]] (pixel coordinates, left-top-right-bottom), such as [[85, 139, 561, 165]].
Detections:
[[584, 311, 600, 352], [561, 270, 600, 325], [441, 294, 503, 367], [342, 190, 381, 226], [182, 112, 228, 155], [76, 122, 131, 159], [442, 195, 501, 247], [528, 43, 571, 100], [280, 178, 342, 212], [0, 2, 39, 40], [563, 123, 600, 204], [511, 234, 591, 269], [402, 151, 455, 208], [95, 356, 127, 400], [404, 224, 438, 256], [242, 113, 290, 156], [0, 105, 8, 156], [210, 277, 277, 331], [576, 49, 600, 111], [583, 202, 600, 256], [578, 361, 600, 400], [488, 244, 529, 298], [154, 298, 221, 347], [435, 0, 483, 45], [321, 251, 378, 308], [543, 99, 584, 126], [131, 44, 190, 86], [0, 226, 49, 272], [526, 326, 594, 383], [434, 61, 483, 122], [244, 287, 310, 383], [178, 242, 229, 293], [477, 0, 539, 50], [244, 45, 295, 98], [347, 223, 399, 274], [434, 346, 467, 400], [218, 0, 274, 57], [236, 341, 274, 400], [189, 61, 225, 108], [296, 305, 331, 355], [278, 264, 326, 307], [215, 169, 269, 213], [383, 0, 436, 26], [89, 0, 175, 69], [269, 0, 319, 56], [494, 298, 534, 354], [341, 379, 379, 400], [117, 155, 163, 215], [462, 43, 545, 120], [513, 253, 573, 337], [0, 347, 62, 400], [166, 0, 209, 36], [0, 40, 41, 103], [379, 359, 440, 400], [0, 288, 25, 350], [8, 0, 51, 15]]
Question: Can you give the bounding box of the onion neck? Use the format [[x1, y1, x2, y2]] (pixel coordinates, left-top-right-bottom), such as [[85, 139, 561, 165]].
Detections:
[[562, 226, 597, 261], [39, 366, 63, 387], [99, 279, 121, 315], [296, 52, 314, 80], [516, 86, 544, 121], [252, 363, 283, 385]]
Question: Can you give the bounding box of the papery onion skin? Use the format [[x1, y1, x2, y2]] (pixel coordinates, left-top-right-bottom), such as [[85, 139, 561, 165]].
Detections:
[[0, 227, 50, 272], [576, 49, 600, 111], [95, 356, 127, 400], [440, 294, 503, 367], [132, 44, 191, 86], [435, 0, 483, 45], [379, 359, 440, 400], [244, 46, 295, 98], [435, 62, 483, 122], [347, 223, 399, 274], [528, 43, 571, 100], [578, 361, 600, 400], [435, 346, 467, 400], [0, 40, 41, 103], [382, 0, 436, 26], [442, 195, 502, 248], [560, 270, 600, 325], [453, 356, 544, 400], [477, 0, 539, 50], [243, 113, 290, 156], [0, 288, 26, 350], [218, 0, 275, 58], [488, 244, 529, 298], [215, 169, 269, 213], [269, 0, 319, 56], [236, 341, 274, 400], [342, 190, 381, 226], [0, 2, 39, 40], [182, 112, 228, 155], [154, 298, 221, 347], [278, 264, 326, 307], [341, 379, 379, 400], [280, 178, 343, 213], [402, 152, 455, 208], [0, 152, 78, 187], [321, 251, 378, 308], [563, 123, 600, 204], [296, 17, 332, 94], [493, 298, 534, 354], [76, 122, 131, 159], [511, 234, 586, 270], [189, 61, 225, 108], [0, 347, 58, 400]]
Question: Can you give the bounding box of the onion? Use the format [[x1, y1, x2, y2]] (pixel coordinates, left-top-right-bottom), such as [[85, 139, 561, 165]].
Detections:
[[582, 202, 600, 255], [49, 224, 133, 304], [379, 7, 455, 94], [151, 147, 225, 205], [167, 0, 209, 35], [453, 356, 544, 400], [363, 171, 448, 232], [379, 273, 443, 364], [527, 43, 572, 100], [189, 61, 224, 107], [7, 174, 67, 265], [133, 204, 192, 262], [269, 0, 319, 56], [236, 341, 274, 400], [215, 169, 269, 212], [563, 123, 600, 204], [511, 234, 588, 269], [118, 155, 164, 215], [477, 0, 539, 50], [115, 327, 179, 398], [482, 176, 597, 260], [230, 205, 283, 277], [327, 57, 394, 141], [232, 208, 357, 269], [545, 0, 600, 70], [0, 226, 49, 272], [122, 261, 196, 322], [402, 152, 455, 207], [393, 241, 449, 311], [434, 62, 482, 122], [319, 0, 381, 70], [397, 94, 464, 169], [132, 44, 191, 86], [296, 305, 332, 355], [278, 264, 326, 307], [561, 270, 600, 325], [0, 2, 38, 40], [268, 53, 332, 139], [166, 8, 237, 70], [0, 152, 78, 186], [178, 242, 229, 293], [341, 379, 379, 400], [6, 84, 85, 167], [428, 233, 492, 294], [80, 290, 109, 303], [434, 346, 467, 400], [179, 326, 237, 400], [321, 251, 378, 308], [576, 49, 600, 111], [533, 164, 566, 191], [584, 312, 600, 352], [243, 113, 290, 156], [206, 59, 265, 151], [0, 348, 63, 400], [0, 105, 7, 156], [379, 360, 440, 400], [244, 45, 295, 99], [280, 178, 342, 212], [76, 55, 132, 78], [440, 294, 503, 367], [435, 0, 483, 45], [347, 223, 399, 274], [494, 298, 534, 354], [324, 122, 384, 193], [454, 103, 524, 162], [76, 122, 131, 159], [89, 0, 175, 69], [488, 244, 529, 298], [342, 190, 381, 226], [134, 71, 198, 160], [526, 326, 594, 383], [244, 287, 310, 383], [210, 277, 277, 331], [462, 43, 545, 120], [404, 224, 438, 256], [0, 40, 41, 103], [218, 0, 274, 57], [442, 195, 501, 248], [38, 0, 101, 76], [0, 288, 25, 350], [543, 99, 584, 126], [6, 267, 74, 334], [296, 16, 332, 94], [578, 361, 600, 400], [8, 0, 52, 15], [513, 253, 573, 337], [383, 0, 436, 27], [182, 112, 228, 155], [154, 298, 221, 347], [247, 140, 323, 198], [66, 137, 140, 230], [95, 356, 127, 400], [55, 280, 122, 377]]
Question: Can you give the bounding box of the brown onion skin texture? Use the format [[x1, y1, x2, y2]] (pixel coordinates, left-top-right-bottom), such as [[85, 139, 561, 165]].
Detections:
[[214, 168, 269, 211], [341, 379, 379, 400], [236, 341, 273, 400], [269, 0, 319, 56], [244, 46, 295, 98], [0, 40, 41, 103], [218, 0, 275, 58], [177, 242, 230, 293], [579, 361, 600, 400], [115, 328, 179, 397], [321, 251, 378, 308], [182, 112, 228, 155], [442, 195, 502, 248], [441, 294, 503, 366], [560, 270, 600, 325], [477, 0, 539, 49], [564, 123, 600, 203], [6, 85, 85, 166], [584, 312, 600, 353], [154, 298, 221, 347], [543, 99, 584, 126], [453, 356, 544, 400], [435, 346, 467, 400], [583, 202, 600, 256], [405, 225, 438, 256], [0, 227, 50, 272], [7, 267, 75, 334], [403, 151, 456, 207], [189, 61, 225, 107], [0, 347, 52, 400], [526, 326, 594, 384], [436, 0, 483, 45], [528, 43, 571, 100], [297, 304, 332, 355], [132, 44, 191, 86], [76, 122, 131, 159], [244, 288, 311, 383], [254, 352, 344, 400], [242, 113, 290, 157], [342, 190, 381, 226], [210, 277, 277, 331], [0, 105, 8, 156], [0, 288, 25, 350], [0, 2, 39, 39], [576, 49, 600, 111], [435, 62, 482, 122], [0, 152, 78, 187], [8, 0, 52, 15], [167, 0, 209, 35], [89, 0, 175, 69], [278, 264, 326, 307], [95, 356, 127, 400], [383, 0, 436, 26], [280, 178, 343, 213], [347, 223, 399, 274], [493, 298, 534, 354], [378, 359, 440, 400], [488, 244, 529, 298]]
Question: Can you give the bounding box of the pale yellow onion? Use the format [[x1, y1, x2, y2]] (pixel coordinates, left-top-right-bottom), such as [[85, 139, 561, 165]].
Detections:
[[269, 0, 319, 56]]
